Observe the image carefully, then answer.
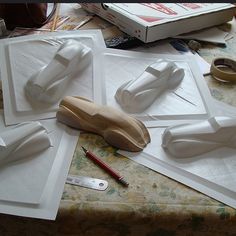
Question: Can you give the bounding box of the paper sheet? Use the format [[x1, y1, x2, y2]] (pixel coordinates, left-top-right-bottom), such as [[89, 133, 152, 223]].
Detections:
[[169, 39, 211, 75], [0, 111, 79, 219], [119, 100, 236, 209], [102, 49, 215, 127], [174, 27, 229, 45], [0, 30, 105, 125]]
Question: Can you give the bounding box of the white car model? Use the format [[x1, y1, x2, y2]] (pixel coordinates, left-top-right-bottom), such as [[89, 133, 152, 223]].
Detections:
[[162, 116, 236, 158], [25, 39, 92, 104], [0, 122, 51, 165], [115, 59, 185, 113]]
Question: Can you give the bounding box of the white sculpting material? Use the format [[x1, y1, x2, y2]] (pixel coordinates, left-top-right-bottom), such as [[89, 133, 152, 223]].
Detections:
[[0, 121, 51, 165], [162, 116, 236, 158], [115, 59, 185, 113], [25, 39, 92, 104]]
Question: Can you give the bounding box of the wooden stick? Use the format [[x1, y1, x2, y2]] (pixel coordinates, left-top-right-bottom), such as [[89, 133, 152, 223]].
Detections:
[[51, 3, 60, 31]]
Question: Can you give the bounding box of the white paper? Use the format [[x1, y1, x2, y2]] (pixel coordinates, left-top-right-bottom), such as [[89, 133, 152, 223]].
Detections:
[[0, 112, 79, 219], [192, 52, 211, 75], [0, 30, 105, 125], [168, 39, 210, 75], [101, 49, 215, 127], [174, 27, 229, 45], [176, 49, 211, 76]]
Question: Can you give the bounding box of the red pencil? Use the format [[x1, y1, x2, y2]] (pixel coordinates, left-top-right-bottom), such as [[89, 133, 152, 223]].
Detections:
[[81, 146, 129, 187]]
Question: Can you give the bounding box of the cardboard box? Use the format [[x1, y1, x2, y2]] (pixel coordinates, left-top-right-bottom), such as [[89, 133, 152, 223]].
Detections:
[[81, 3, 236, 43]]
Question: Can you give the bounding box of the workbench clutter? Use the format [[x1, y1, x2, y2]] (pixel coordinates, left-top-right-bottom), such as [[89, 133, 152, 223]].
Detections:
[[1, 25, 236, 221]]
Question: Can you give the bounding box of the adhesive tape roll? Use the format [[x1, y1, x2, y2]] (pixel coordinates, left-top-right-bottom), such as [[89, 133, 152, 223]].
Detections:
[[210, 58, 236, 82]]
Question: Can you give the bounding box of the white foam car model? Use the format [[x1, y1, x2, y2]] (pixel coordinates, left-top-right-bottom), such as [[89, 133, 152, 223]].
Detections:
[[0, 122, 51, 165], [25, 39, 92, 104], [162, 116, 236, 158], [115, 59, 185, 113]]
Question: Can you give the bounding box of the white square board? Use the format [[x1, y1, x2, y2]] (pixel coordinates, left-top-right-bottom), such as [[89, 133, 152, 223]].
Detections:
[[0, 111, 79, 219], [101, 49, 216, 127], [119, 101, 236, 209], [0, 30, 105, 125]]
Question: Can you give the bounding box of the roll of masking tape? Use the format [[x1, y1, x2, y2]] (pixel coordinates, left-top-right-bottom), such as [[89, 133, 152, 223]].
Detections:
[[210, 58, 236, 82]]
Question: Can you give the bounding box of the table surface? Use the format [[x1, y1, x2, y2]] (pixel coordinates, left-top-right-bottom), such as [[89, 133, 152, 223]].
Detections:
[[1, 4, 236, 236]]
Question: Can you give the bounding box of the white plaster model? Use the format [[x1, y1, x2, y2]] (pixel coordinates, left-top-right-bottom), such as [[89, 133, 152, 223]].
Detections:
[[25, 39, 92, 104], [0, 121, 51, 165], [162, 116, 236, 158], [115, 59, 185, 113]]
